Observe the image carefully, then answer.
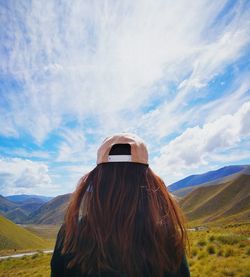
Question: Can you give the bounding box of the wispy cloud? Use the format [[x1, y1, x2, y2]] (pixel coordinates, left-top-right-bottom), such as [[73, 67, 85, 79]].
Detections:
[[0, 0, 250, 194]]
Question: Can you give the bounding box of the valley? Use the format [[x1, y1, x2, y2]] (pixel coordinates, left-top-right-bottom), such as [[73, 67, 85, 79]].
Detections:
[[0, 223, 249, 277], [0, 164, 250, 276]]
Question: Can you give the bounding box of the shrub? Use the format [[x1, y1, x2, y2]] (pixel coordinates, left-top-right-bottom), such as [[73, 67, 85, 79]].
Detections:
[[239, 242, 246, 248], [221, 269, 236, 276], [189, 260, 194, 267], [217, 249, 223, 256], [197, 251, 207, 260], [209, 235, 215, 242], [217, 234, 243, 245], [207, 244, 216, 254], [31, 253, 39, 259], [225, 248, 234, 257], [197, 239, 207, 247], [191, 248, 198, 257], [246, 248, 250, 256]]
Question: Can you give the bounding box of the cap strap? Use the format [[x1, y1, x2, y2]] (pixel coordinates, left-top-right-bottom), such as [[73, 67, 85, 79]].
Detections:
[[108, 155, 132, 162]]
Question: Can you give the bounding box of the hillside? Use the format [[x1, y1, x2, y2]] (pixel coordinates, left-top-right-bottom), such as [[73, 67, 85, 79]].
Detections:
[[0, 215, 48, 250], [0, 195, 18, 213], [0, 195, 45, 224], [172, 170, 245, 198], [6, 194, 52, 203], [169, 165, 247, 192], [28, 193, 71, 224], [5, 208, 28, 223], [180, 172, 250, 224]]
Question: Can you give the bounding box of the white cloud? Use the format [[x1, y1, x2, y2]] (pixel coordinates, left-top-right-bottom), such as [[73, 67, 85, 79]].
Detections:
[[153, 101, 250, 182], [0, 1, 250, 194], [1, 0, 249, 142], [0, 158, 55, 195]]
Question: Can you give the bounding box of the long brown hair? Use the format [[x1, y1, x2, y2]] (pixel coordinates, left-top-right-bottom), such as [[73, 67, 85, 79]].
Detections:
[[62, 163, 187, 276]]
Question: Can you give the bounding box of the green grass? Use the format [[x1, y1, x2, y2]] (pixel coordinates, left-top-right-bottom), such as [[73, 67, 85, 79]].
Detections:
[[0, 253, 51, 277], [0, 215, 52, 252], [188, 223, 250, 277], [180, 174, 250, 225], [22, 224, 60, 240], [0, 215, 55, 258], [0, 223, 250, 276]]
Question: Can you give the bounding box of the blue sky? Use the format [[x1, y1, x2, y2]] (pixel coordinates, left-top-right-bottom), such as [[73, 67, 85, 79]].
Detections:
[[0, 0, 250, 196]]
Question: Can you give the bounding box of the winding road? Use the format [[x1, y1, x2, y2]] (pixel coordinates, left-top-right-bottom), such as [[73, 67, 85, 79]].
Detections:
[[0, 249, 53, 260]]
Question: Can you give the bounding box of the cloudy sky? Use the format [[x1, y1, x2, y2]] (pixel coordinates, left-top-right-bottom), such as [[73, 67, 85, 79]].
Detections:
[[0, 0, 250, 196]]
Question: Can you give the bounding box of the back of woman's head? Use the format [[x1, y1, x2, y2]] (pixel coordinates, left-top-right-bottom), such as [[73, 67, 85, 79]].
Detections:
[[62, 136, 187, 277]]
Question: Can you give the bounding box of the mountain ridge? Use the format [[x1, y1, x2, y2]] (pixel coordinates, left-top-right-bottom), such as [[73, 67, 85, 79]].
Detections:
[[180, 172, 250, 224], [28, 193, 71, 224], [6, 194, 53, 203], [0, 195, 45, 223], [168, 164, 248, 193], [1, 164, 249, 225]]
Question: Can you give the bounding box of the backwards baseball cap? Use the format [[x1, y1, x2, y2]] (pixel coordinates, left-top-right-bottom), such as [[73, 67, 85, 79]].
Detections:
[[97, 133, 148, 165]]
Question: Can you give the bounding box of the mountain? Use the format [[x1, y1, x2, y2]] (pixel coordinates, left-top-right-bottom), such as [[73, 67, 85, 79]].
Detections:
[[0, 214, 49, 250], [6, 194, 53, 203], [171, 171, 243, 198], [28, 193, 71, 224], [180, 172, 250, 224], [0, 195, 18, 213], [168, 165, 248, 192], [18, 199, 45, 214], [5, 208, 28, 223], [1, 193, 70, 224], [0, 195, 46, 223]]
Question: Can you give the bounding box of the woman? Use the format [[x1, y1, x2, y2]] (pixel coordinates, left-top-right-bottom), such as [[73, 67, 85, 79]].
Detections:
[[51, 133, 190, 277]]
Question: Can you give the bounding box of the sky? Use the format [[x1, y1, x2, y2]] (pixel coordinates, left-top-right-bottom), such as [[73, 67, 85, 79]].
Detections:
[[0, 0, 250, 196]]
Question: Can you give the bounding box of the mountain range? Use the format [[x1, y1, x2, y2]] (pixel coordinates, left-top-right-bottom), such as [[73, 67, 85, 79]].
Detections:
[[6, 194, 52, 203], [168, 165, 248, 192], [0, 164, 249, 225], [27, 193, 71, 224], [180, 171, 250, 224], [0, 194, 50, 224]]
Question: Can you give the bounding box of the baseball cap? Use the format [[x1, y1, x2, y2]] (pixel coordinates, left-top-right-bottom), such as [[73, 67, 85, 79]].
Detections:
[[97, 133, 148, 165]]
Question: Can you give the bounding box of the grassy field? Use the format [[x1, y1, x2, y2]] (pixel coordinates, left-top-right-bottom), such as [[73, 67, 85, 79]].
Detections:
[[22, 224, 60, 240], [0, 223, 250, 276], [0, 216, 53, 255], [188, 223, 250, 277], [0, 253, 51, 277]]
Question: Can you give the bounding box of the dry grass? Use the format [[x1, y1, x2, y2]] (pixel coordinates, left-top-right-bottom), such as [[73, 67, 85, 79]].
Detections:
[[0, 223, 250, 276], [0, 216, 51, 252], [0, 253, 51, 277], [188, 223, 250, 277]]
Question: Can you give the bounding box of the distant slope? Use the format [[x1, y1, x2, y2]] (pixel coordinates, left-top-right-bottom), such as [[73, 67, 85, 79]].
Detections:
[[6, 194, 52, 203], [172, 169, 246, 198], [5, 208, 28, 223], [169, 165, 247, 192], [0, 215, 48, 250], [0, 195, 18, 213], [0, 195, 45, 224], [180, 172, 250, 224], [18, 200, 45, 214], [28, 194, 71, 224]]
